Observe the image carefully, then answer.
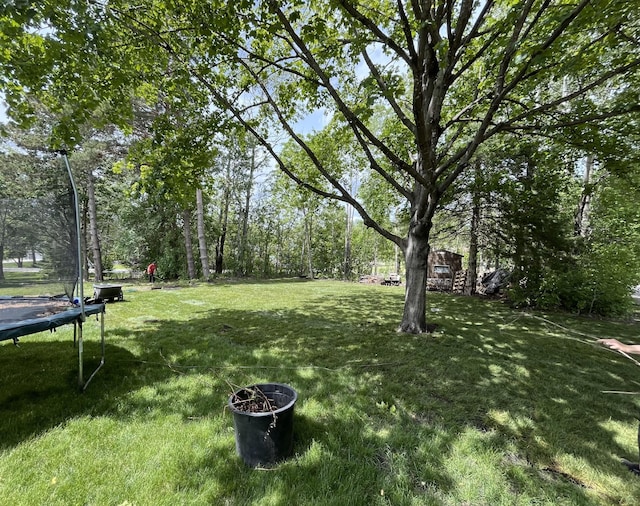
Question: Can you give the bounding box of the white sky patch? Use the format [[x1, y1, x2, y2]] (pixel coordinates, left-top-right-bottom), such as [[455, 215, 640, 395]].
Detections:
[[0, 93, 7, 124], [293, 107, 332, 135]]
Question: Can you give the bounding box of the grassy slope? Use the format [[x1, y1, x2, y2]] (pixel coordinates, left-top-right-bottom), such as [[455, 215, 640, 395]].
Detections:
[[1, 279, 639, 505]]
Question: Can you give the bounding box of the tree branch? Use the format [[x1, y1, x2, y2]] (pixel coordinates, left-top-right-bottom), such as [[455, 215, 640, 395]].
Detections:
[[265, 0, 419, 181], [499, 0, 591, 100], [361, 48, 416, 134], [494, 57, 640, 134], [397, 0, 418, 63], [338, 0, 412, 66], [505, 104, 640, 132]]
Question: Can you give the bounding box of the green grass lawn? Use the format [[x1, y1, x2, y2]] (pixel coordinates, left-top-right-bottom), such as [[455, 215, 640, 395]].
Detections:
[[1, 279, 639, 505]]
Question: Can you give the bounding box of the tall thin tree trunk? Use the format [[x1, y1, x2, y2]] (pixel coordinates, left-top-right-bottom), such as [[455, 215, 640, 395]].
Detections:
[[215, 186, 230, 274], [575, 155, 593, 237], [81, 195, 90, 280], [344, 203, 353, 280], [182, 209, 196, 279], [372, 241, 378, 275], [275, 227, 282, 274], [86, 171, 103, 281], [262, 223, 272, 277], [299, 220, 306, 276], [238, 146, 256, 276], [395, 244, 400, 275], [0, 208, 6, 281], [196, 188, 210, 279], [465, 167, 481, 295], [304, 213, 313, 278]]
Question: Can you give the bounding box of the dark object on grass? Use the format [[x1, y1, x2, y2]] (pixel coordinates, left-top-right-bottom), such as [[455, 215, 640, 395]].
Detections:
[[229, 383, 297, 468], [480, 268, 510, 295], [620, 459, 640, 475], [93, 284, 123, 303], [620, 418, 640, 476], [381, 273, 401, 286]]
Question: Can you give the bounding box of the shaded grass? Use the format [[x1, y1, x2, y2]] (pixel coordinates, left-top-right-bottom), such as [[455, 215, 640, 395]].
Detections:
[[1, 279, 639, 505]]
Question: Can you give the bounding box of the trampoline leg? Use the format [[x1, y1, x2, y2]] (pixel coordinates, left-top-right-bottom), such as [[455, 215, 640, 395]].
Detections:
[[78, 321, 84, 390], [81, 310, 106, 392]]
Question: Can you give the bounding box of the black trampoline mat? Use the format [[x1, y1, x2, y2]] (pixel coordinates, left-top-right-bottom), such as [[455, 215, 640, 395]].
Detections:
[[0, 298, 73, 324]]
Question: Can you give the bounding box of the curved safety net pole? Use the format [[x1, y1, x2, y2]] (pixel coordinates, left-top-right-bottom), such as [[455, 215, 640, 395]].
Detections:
[[61, 151, 105, 391], [61, 151, 86, 389], [61, 151, 84, 315]]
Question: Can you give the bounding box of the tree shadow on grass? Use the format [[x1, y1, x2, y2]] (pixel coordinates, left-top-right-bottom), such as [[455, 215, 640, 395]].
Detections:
[[105, 292, 637, 502], [104, 287, 640, 502], [0, 339, 140, 449], [2, 285, 639, 503]]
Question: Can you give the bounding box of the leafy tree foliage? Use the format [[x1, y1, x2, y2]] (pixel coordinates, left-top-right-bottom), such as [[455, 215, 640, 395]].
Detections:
[[544, 165, 640, 316]]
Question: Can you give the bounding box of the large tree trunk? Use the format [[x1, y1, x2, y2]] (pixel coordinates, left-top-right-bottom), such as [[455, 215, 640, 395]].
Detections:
[[399, 231, 430, 333], [399, 168, 438, 333], [182, 209, 196, 279], [86, 171, 104, 282], [196, 188, 210, 279]]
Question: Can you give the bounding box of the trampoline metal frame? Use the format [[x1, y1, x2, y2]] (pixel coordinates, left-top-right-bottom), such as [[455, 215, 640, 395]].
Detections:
[[75, 307, 106, 391], [0, 301, 106, 391]]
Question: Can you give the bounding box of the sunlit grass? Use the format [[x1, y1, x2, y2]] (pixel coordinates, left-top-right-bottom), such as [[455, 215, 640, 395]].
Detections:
[[1, 279, 639, 505]]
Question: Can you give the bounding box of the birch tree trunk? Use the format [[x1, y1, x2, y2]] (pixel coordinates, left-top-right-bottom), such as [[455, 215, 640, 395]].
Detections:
[[86, 171, 103, 282], [215, 185, 230, 274], [304, 213, 313, 278], [182, 209, 196, 279], [196, 188, 210, 279], [575, 155, 593, 238], [344, 203, 353, 280], [237, 146, 256, 276]]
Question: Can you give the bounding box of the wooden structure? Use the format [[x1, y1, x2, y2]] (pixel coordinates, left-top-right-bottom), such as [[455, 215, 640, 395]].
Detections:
[[427, 250, 463, 291], [452, 270, 467, 293]]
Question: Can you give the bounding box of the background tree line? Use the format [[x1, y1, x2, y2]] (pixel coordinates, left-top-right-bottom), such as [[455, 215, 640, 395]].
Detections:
[[1, 1, 639, 325]]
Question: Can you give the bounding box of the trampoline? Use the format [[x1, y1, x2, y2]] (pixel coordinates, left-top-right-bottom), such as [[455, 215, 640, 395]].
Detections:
[[0, 151, 107, 391], [0, 297, 106, 389]]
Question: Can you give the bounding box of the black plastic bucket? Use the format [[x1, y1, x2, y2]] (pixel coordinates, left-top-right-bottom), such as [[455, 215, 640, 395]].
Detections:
[[228, 383, 297, 468]]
